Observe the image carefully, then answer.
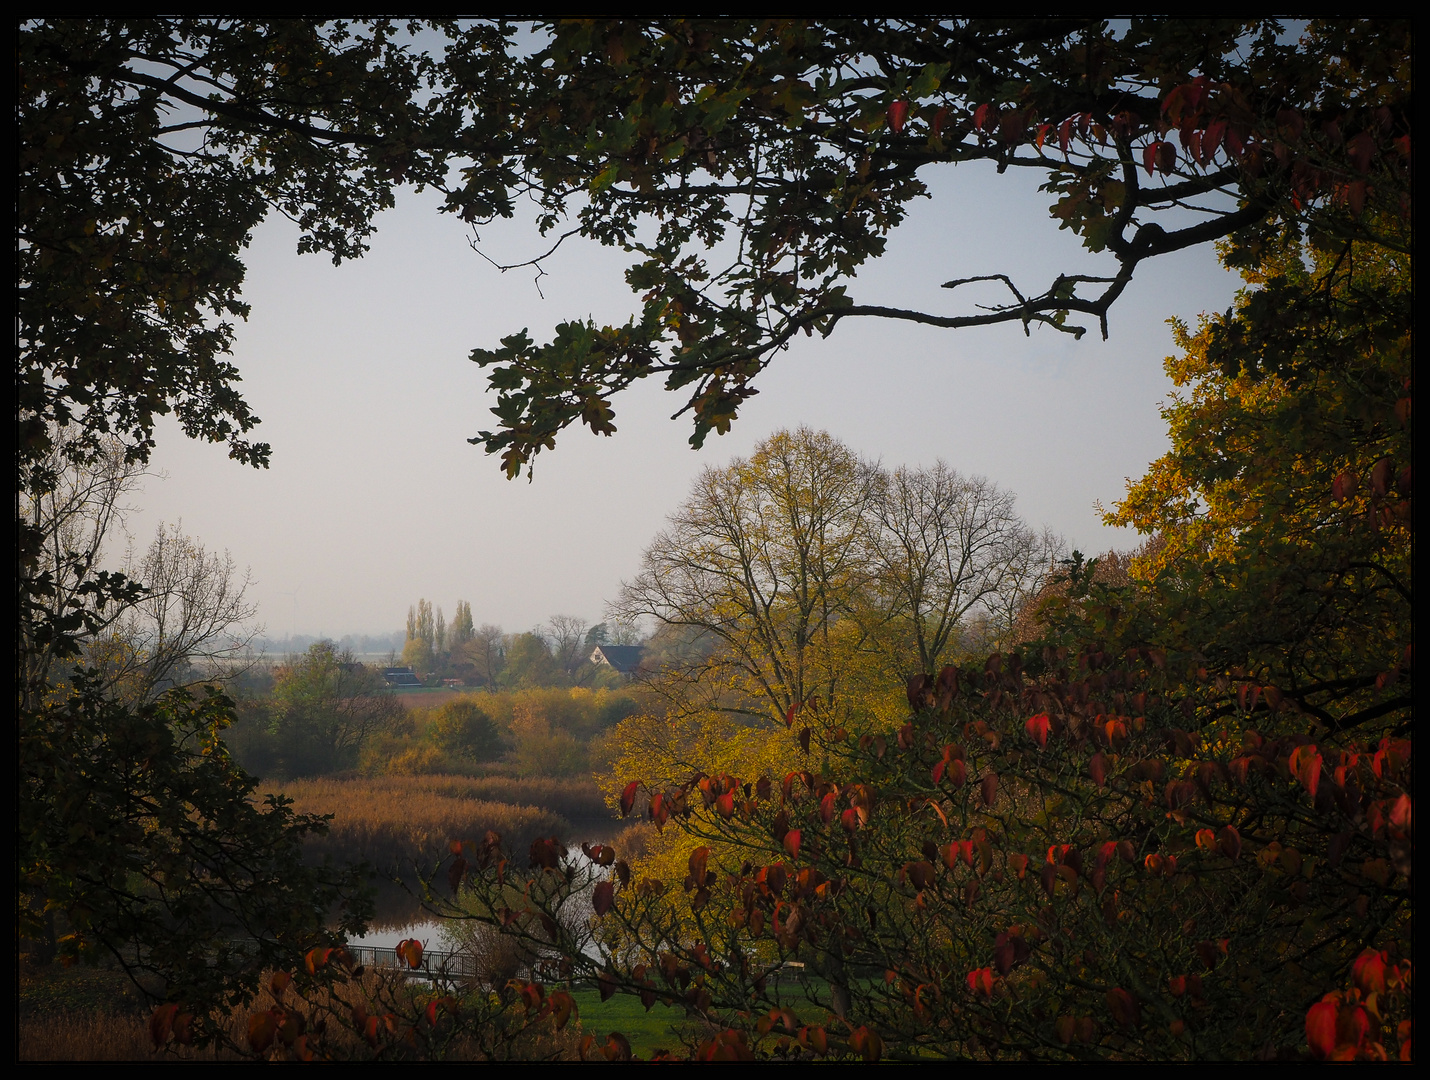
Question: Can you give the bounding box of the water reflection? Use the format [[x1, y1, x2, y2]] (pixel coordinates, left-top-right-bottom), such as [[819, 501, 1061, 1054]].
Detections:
[[344, 843, 604, 959]]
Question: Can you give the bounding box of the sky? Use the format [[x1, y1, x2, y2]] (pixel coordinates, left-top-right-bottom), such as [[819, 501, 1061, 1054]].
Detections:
[[116, 158, 1243, 641]]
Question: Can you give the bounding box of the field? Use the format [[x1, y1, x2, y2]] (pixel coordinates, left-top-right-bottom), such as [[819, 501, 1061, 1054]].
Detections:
[[389, 687, 467, 710]]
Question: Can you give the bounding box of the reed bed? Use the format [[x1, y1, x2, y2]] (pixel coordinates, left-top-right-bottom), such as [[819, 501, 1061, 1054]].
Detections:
[[19, 970, 580, 1061], [273, 777, 571, 872], [404, 775, 612, 822]]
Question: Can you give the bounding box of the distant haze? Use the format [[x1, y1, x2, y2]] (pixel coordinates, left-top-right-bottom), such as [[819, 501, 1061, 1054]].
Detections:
[[117, 161, 1239, 639]]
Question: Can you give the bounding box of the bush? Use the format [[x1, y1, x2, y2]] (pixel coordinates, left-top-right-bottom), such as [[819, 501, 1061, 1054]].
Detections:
[[428, 700, 503, 761]]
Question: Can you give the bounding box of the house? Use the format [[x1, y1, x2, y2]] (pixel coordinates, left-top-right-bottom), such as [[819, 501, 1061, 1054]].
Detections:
[[589, 644, 645, 674], [382, 666, 422, 687]]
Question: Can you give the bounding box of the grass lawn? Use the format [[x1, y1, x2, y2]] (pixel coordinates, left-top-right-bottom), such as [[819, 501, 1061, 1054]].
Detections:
[[569, 982, 826, 1059], [570, 989, 691, 1057]]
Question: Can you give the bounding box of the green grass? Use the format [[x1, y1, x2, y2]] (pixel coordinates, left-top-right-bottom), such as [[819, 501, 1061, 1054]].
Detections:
[[569, 982, 826, 1059], [570, 989, 691, 1057]]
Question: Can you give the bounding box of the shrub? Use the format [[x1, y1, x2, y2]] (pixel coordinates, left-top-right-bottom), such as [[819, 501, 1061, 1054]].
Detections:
[[428, 700, 503, 762]]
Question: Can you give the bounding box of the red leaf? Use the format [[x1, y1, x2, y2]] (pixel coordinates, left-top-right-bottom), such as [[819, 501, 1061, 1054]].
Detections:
[[620, 781, 640, 818], [935, 666, 960, 708], [1389, 793, 1412, 830], [1306, 1000, 1339, 1059], [688, 846, 710, 884], [548, 990, 576, 1031], [932, 106, 949, 138], [597, 973, 617, 1002], [974, 103, 992, 132], [447, 855, 468, 894], [980, 773, 998, 807], [1024, 712, 1050, 749], [1353, 950, 1387, 996], [1218, 825, 1242, 861], [1157, 141, 1178, 174], [248, 1010, 278, 1054], [1342, 1005, 1371, 1051], [603, 1032, 633, 1062], [783, 829, 802, 860], [1106, 987, 1141, 1028], [888, 100, 909, 133], [150, 1003, 179, 1048], [397, 938, 424, 969], [1144, 142, 1160, 176], [907, 860, 935, 892], [1089, 752, 1107, 788], [965, 968, 994, 996], [849, 1025, 883, 1063], [798, 726, 811, 754], [593, 880, 615, 917], [1332, 469, 1359, 503]]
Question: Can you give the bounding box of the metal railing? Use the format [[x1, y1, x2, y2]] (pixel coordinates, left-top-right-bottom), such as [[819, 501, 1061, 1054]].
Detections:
[[347, 945, 478, 981]]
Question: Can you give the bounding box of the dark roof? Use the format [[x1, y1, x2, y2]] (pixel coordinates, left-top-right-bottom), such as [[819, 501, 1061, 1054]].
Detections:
[[590, 644, 645, 673]]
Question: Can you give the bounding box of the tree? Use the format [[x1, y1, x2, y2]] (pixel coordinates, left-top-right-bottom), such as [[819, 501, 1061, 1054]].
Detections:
[[453, 621, 507, 689], [460, 19, 1412, 474], [18, 425, 147, 704], [451, 600, 476, 648], [266, 641, 405, 776], [872, 463, 1063, 675], [615, 429, 1052, 731], [403, 598, 438, 673], [501, 631, 561, 689], [1103, 234, 1411, 731], [615, 428, 880, 728], [20, 676, 370, 1021], [428, 699, 502, 762], [546, 614, 592, 677], [18, 20, 1411, 484], [92, 522, 260, 703]]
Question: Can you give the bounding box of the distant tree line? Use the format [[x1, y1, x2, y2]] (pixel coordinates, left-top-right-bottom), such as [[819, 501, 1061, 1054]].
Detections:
[[399, 603, 642, 691]]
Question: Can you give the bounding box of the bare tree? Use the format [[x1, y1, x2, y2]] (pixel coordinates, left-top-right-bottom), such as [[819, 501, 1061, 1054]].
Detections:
[[454, 623, 507, 690], [17, 427, 147, 701], [546, 614, 590, 675], [871, 463, 1064, 674], [94, 522, 261, 702]]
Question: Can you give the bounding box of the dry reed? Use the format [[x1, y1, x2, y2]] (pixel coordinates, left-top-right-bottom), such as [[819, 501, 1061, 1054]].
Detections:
[[19, 969, 579, 1061], [272, 777, 572, 872], [408, 775, 612, 822], [17, 1011, 243, 1061]]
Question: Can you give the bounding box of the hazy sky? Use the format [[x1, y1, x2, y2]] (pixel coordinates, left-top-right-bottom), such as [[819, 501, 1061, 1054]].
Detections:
[[117, 158, 1241, 639]]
